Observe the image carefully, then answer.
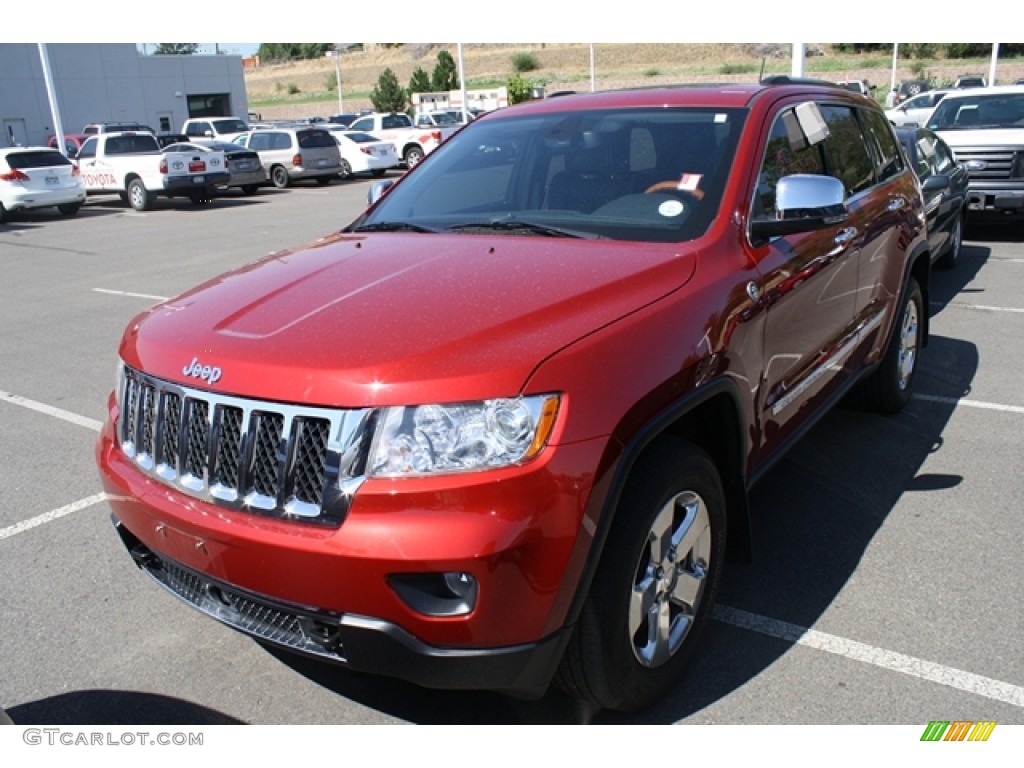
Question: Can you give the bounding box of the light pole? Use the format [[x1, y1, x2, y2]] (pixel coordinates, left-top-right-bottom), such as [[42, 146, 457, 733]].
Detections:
[[330, 48, 343, 114]]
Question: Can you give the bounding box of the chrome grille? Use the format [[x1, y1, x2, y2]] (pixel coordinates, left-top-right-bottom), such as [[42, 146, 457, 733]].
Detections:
[[118, 365, 372, 526], [954, 148, 1022, 181]]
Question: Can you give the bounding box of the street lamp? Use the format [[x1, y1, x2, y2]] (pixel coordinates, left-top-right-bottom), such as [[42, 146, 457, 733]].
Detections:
[[328, 47, 343, 114]]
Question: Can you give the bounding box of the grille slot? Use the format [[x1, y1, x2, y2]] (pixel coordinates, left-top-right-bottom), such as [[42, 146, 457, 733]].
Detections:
[[118, 365, 371, 526], [955, 148, 1021, 181]]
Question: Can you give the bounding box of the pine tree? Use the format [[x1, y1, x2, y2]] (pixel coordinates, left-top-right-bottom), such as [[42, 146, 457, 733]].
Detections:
[[408, 67, 432, 96], [431, 50, 459, 92], [371, 68, 408, 113]]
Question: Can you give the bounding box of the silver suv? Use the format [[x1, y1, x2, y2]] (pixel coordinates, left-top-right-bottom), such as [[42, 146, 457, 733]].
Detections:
[[233, 126, 343, 188]]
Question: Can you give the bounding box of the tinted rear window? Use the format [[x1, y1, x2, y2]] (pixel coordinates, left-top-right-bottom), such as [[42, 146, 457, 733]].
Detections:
[[105, 135, 160, 154], [6, 150, 72, 169], [297, 130, 337, 149]]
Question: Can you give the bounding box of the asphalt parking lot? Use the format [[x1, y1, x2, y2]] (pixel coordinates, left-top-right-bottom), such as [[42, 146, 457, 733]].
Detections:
[[1, 181, 1022, 727]]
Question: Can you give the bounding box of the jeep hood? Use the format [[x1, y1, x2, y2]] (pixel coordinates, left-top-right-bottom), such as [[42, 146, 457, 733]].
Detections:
[[120, 232, 696, 406]]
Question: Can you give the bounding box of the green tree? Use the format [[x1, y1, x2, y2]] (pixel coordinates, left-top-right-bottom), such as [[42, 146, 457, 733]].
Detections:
[[408, 66, 432, 96], [371, 68, 408, 113], [153, 44, 199, 55], [432, 50, 459, 91]]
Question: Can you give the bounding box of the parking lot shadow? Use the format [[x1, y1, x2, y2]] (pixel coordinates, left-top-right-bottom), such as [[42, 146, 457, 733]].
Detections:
[[7, 689, 243, 725]]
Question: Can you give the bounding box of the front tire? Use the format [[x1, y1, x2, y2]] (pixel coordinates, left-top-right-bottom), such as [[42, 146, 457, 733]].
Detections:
[[270, 165, 290, 189], [556, 438, 726, 712], [854, 276, 923, 413]]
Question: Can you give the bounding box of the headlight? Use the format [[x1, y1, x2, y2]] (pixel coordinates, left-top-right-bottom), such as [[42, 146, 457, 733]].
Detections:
[[369, 394, 560, 477]]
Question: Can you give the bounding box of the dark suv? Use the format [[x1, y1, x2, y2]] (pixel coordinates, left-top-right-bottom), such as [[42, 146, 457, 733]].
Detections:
[[98, 78, 931, 712]]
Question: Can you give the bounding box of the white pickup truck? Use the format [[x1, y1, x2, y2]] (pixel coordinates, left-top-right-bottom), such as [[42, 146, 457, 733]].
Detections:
[[345, 112, 458, 167], [74, 131, 230, 211]]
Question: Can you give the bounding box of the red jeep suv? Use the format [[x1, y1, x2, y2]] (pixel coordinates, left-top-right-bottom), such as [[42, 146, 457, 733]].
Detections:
[[97, 78, 931, 712]]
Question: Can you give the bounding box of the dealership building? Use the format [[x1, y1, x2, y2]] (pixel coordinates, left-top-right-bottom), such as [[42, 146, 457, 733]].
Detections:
[[0, 43, 248, 147]]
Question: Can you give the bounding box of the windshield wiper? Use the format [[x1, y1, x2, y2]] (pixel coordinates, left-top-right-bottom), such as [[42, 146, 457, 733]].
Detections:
[[352, 221, 438, 233], [448, 219, 602, 239]]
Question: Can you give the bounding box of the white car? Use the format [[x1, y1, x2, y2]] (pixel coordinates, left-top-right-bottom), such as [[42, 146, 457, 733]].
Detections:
[[0, 146, 86, 223], [886, 89, 951, 127], [326, 128, 400, 178]]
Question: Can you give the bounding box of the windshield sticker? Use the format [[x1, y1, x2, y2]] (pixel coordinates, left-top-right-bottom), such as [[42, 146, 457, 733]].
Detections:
[[658, 200, 685, 217]]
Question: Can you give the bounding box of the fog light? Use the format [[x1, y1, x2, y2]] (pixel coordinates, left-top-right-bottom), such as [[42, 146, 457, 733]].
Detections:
[[389, 572, 479, 617]]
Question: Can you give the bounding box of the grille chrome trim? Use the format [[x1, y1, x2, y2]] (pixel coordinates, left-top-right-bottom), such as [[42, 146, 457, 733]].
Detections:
[[118, 364, 372, 526]]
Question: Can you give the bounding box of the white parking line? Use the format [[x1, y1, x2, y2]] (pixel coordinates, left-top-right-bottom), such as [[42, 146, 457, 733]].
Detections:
[[714, 606, 1024, 708], [931, 300, 1024, 314], [0, 493, 110, 542], [913, 393, 1024, 415], [93, 288, 169, 302], [0, 390, 103, 431]]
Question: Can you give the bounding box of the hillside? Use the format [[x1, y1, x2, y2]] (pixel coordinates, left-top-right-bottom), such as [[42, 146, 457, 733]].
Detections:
[[245, 43, 1024, 120]]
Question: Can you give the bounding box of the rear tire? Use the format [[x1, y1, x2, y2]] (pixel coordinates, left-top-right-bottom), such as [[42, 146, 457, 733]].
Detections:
[[57, 202, 82, 217], [556, 438, 726, 712], [339, 160, 353, 180], [404, 146, 424, 168], [315, 176, 332, 186], [127, 179, 153, 211], [188, 186, 216, 205], [241, 185, 259, 196], [853, 277, 923, 413]]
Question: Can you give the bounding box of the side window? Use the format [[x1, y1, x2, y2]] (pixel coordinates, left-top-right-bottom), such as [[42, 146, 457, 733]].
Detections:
[[272, 133, 292, 150], [78, 137, 97, 159], [250, 133, 271, 151], [752, 107, 826, 218], [930, 135, 955, 174], [859, 108, 904, 183], [349, 118, 371, 132], [818, 105, 874, 197]]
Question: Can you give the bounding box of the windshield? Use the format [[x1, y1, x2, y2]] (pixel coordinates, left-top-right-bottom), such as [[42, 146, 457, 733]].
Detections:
[[350, 106, 746, 243], [212, 119, 248, 133], [927, 92, 1024, 130]]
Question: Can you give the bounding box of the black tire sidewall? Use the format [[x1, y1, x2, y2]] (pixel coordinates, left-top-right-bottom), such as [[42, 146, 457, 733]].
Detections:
[[578, 439, 726, 711]]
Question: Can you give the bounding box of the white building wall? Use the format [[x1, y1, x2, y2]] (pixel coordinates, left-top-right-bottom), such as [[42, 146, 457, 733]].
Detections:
[[0, 43, 247, 146]]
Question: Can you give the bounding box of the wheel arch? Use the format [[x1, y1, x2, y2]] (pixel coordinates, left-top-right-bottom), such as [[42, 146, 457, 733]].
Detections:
[[563, 378, 752, 632]]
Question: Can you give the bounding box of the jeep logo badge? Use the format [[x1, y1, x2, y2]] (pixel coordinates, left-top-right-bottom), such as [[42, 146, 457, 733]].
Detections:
[[183, 357, 223, 385]]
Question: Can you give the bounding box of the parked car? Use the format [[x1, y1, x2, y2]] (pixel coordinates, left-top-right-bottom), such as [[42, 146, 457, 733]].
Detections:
[[835, 79, 872, 96], [886, 89, 951, 127], [328, 110, 372, 127], [895, 79, 930, 105], [953, 75, 987, 89], [154, 133, 189, 149], [99, 79, 931, 713], [164, 140, 265, 195], [232, 126, 342, 188], [47, 133, 91, 156], [895, 126, 968, 269], [182, 117, 250, 143], [0, 146, 86, 222], [926, 85, 1024, 218], [325, 128, 400, 178], [83, 122, 154, 135], [414, 111, 461, 129]]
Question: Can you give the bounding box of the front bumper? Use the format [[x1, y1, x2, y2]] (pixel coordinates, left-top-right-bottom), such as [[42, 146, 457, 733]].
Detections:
[[114, 521, 569, 696], [966, 185, 1024, 214], [97, 407, 607, 694]]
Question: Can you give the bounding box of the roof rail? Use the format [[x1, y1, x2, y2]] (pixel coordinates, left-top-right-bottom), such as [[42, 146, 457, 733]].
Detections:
[[760, 75, 841, 88]]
